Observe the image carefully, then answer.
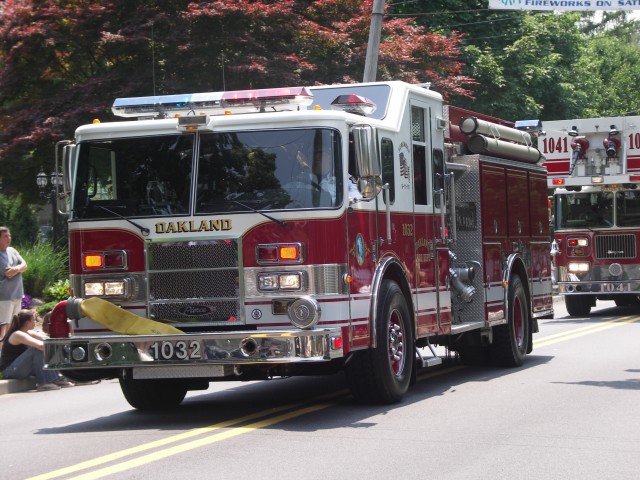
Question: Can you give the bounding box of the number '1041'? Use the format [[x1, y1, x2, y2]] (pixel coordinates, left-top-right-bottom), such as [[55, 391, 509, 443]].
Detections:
[[542, 134, 640, 154]]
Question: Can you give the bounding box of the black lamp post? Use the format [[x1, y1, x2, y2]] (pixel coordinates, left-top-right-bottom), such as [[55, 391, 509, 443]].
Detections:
[[36, 167, 62, 244]]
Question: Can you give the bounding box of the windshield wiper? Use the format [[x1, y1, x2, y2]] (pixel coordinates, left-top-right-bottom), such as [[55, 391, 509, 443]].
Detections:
[[230, 200, 285, 226], [94, 205, 150, 236]]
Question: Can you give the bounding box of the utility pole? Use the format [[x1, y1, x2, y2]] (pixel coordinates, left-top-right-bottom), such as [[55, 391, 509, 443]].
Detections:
[[363, 0, 385, 83]]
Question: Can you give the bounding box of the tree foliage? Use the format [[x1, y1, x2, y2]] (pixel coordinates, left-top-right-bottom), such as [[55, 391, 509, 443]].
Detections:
[[0, 0, 473, 201], [388, 1, 640, 121], [0, 193, 40, 246], [3, 0, 640, 200]]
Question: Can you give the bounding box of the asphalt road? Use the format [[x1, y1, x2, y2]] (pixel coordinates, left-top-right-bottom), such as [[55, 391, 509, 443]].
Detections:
[[3, 298, 640, 480]]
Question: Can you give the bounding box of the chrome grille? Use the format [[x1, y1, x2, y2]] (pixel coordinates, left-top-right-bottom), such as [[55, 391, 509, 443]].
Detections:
[[148, 240, 237, 270], [149, 270, 238, 299], [147, 239, 241, 325], [595, 234, 636, 260]]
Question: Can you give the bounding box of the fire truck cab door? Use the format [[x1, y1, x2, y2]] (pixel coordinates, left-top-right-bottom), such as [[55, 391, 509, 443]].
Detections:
[[410, 102, 450, 334]]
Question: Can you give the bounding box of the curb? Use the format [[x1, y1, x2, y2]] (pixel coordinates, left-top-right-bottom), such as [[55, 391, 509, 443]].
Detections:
[[0, 378, 37, 395]]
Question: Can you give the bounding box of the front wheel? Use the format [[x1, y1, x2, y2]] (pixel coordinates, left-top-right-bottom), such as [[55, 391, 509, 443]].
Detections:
[[614, 295, 640, 307], [119, 377, 188, 411], [491, 274, 529, 367], [345, 280, 414, 404], [565, 295, 591, 317]]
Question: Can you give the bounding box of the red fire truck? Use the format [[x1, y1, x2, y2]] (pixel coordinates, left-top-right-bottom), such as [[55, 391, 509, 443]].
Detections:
[[44, 81, 553, 409], [544, 116, 640, 316]]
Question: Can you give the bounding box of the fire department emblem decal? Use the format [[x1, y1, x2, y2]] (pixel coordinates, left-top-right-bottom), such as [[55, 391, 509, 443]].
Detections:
[[352, 233, 369, 266]]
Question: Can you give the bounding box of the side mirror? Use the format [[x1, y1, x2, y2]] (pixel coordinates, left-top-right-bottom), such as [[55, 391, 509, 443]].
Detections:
[[352, 125, 381, 200], [56, 141, 74, 194], [352, 124, 380, 177]]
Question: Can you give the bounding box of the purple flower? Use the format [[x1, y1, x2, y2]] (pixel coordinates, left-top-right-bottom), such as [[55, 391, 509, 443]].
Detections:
[[22, 294, 33, 309]]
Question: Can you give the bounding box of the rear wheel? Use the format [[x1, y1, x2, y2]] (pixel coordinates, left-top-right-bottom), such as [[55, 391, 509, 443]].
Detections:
[[565, 295, 591, 317], [491, 274, 529, 367], [345, 280, 414, 404], [119, 377, 188, 411]]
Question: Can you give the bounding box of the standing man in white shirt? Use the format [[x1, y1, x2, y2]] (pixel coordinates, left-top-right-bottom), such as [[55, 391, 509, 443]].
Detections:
[[0, 226, 28, 349]]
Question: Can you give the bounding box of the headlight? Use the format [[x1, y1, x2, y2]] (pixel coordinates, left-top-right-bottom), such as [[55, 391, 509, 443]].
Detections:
[[83, 280, 128, 297], [257, 272, 303, 292], [258, 273, 280, 291], [104, 282, 125, 296], [278, 274, 301, 290], [568, 262, 590, 273], [84, 282, 105, 296]]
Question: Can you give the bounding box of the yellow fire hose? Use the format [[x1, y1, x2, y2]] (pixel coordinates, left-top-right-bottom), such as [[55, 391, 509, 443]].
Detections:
[[78, 297, 183, 335]]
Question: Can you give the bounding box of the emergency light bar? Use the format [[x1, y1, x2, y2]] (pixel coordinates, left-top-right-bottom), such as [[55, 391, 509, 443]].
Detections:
[[112, 92, 223, 118], [112, 87, 313, 118], [221, 87, 314, 112]]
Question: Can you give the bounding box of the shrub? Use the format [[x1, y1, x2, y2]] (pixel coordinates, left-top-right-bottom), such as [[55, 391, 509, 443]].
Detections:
[[21, 242, 68, 299], [37, 301, 59, 316], [43, 279, 70, 302]]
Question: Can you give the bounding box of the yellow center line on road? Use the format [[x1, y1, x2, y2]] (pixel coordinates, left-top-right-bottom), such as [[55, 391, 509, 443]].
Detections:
[[534, 315, 640, 349], [67, 402, 337, 480], [26, 398, 331, 480], [31, 315, 633, 480], [32, 364, 464, 480]]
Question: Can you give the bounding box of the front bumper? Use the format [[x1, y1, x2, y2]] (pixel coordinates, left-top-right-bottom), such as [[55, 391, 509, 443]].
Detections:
[[44, 329, 344, 378], [556, 264, 640, 295], [557, 279, 640, 295]]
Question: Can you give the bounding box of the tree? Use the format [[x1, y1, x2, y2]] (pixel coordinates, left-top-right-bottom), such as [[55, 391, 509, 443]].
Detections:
[[0, 193, 40, 246], [461, 12, 589, 121], [580, 35, 640, 118], [389, 1, 640, 121], [0, 0, 474, 193]]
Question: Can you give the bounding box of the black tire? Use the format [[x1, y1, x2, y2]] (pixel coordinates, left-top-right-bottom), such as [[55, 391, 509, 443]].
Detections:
[[565, 295, 591, 317], [491, 274, 529, 367], [119, 377, 188, 411], [345, 280, 414, 404], [614, 295, 640, 307]]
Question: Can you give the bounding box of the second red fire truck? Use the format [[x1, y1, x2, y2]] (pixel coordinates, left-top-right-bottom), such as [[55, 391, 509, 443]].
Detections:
[[44, 81, 553, 409], [544, 115, 640, 316]]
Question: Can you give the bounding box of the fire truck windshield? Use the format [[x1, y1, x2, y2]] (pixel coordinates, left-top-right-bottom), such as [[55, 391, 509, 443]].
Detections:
[[72, 128, 342, 219], [555, 191, 615, 230], [615, 190, 640, 227], [555, 191, 614, 229]]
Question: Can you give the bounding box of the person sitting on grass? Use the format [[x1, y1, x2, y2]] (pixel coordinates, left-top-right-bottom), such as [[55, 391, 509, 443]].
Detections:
[[0, 309, 73, 391]]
